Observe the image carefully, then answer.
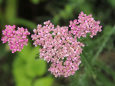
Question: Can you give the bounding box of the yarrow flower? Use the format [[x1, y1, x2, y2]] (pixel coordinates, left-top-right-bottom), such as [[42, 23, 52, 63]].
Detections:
[[69, 12, 102, 38], [1, 11, 102, 77], [31, 20, 84, 77], [1, 25, 30, 53]]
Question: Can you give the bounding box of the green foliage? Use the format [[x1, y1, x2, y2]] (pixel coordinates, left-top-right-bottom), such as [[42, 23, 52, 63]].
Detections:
[[12, 42, 53, 86], [30, 0, 40, 4], [0, 44, 9, 59], [34, 77, 53, 86], [108, 0, 115, 7], [0, 0, 3, 4], [52, 0, 92, 24], [5, 0, 18, 23], [69, 26, 115, 86]]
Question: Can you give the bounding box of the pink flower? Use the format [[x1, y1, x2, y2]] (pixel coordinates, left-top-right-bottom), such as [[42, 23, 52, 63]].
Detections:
[[69, 12, 102, 38], [31, 20, 84, 77], [49, 58, 81, 77], [1, 25, 30, 53]]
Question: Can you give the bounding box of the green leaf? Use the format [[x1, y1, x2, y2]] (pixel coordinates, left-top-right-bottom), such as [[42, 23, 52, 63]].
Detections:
[[17, 42, 39, 61], [34, 77, 53, 86], [108, 0, 115, 7], [13, 42, 47, 86], [26, 59, 46, 77], [30, 0, 40, 4], [16, 76, 32, 86], [13, 57, 32, 86], [15, 42, 46, 77]]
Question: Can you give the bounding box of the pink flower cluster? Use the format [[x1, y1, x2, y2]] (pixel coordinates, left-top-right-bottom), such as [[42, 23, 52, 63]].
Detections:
[[1, 11, 102, 77], [1, 25, 30, 53], [69, 12, 102, 38], [31, 20, 84, 77]]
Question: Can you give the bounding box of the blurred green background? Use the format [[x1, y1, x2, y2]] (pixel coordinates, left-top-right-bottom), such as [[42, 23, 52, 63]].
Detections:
[[0, 0, 115, 86]]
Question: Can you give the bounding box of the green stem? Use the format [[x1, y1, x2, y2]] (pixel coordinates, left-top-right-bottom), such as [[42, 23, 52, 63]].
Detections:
[[92, 26, 115, 63], [81, 53, 96, 79], [5, 0, 18, 23], [14, 18, 37, 29]]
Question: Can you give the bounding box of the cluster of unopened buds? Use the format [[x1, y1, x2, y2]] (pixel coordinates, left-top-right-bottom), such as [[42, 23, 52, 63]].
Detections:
[[1, 12, 102, 77]]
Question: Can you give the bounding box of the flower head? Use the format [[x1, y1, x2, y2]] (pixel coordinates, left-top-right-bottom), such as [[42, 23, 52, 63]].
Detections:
[[69, 12, 102, 38], [31, 20, 84, 77], [1, 25, 30, 53]]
